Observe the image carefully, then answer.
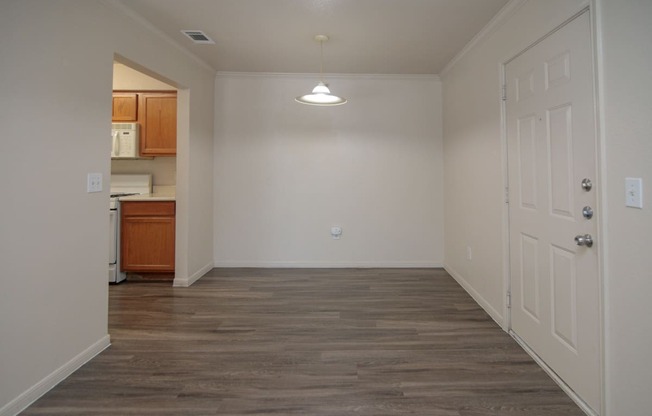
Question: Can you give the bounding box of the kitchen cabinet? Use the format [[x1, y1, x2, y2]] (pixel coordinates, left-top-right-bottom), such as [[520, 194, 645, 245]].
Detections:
[[139, 92, 177, 156], [112, 93, 138, 121], [121, 201, 175, 273]]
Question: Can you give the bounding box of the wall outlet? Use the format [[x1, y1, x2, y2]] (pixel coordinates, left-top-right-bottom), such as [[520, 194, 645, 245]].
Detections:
[[466, 246, 472, 261], [87, 173, 102, 193], [331, 226, 342, 240]]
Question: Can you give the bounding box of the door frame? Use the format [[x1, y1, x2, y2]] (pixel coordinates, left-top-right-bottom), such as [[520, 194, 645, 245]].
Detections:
[[499, 4, 606, 415]]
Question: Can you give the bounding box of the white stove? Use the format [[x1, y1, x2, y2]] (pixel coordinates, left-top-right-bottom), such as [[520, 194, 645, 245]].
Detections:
[[110, 193, 138, 209], [109, 174, 152, 283]]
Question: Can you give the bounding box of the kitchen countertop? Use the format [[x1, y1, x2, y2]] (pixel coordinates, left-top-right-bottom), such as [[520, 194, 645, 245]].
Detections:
[[119, 186, 175, 202]]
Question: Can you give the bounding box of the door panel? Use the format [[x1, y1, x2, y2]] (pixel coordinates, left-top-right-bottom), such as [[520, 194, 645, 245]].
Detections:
[[520, 233, 540, 321], [548, 104, 574, 217], [518, 115, 538, 209], [507, 11, 600, 412], [550, 244, 577, 350]]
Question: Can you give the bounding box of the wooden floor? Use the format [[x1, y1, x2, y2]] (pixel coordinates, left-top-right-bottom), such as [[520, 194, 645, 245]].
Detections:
[[23, 268, 584, 415]]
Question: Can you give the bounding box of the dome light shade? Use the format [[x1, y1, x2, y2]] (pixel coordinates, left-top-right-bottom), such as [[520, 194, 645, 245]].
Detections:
[[295, 35, 347, 107], [295, 82, 347, 106]]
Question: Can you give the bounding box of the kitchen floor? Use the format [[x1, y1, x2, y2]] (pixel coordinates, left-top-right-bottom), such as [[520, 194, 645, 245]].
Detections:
[[22, 268, 584, 415], [124, 272, 175, 282]]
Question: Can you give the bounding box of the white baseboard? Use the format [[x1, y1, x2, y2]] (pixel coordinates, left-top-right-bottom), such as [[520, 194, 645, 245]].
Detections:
[[0, 335, 110, 416], [173, 261, 213, 287], [213, 260, 443, 268], [510, 332, 598, 416], [443, 263, 505, 328]]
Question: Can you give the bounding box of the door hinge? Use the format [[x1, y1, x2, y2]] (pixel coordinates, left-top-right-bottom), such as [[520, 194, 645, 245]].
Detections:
[[502, 84, 507, 101], [505, 187, 510, 204], [506, 291, 512, 309]]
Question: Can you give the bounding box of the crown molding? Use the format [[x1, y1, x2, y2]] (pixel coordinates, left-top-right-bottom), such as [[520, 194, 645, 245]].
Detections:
[[439, 0, 528, 77], [216, 72, 440, 82]]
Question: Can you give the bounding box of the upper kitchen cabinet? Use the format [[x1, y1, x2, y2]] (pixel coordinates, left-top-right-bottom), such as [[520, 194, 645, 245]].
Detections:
[[112, 93, 138, 121], [139, 92, 177, 156]]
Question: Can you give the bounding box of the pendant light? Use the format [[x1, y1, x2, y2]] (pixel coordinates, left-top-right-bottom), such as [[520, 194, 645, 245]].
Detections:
[[295, 35, 347, 106]]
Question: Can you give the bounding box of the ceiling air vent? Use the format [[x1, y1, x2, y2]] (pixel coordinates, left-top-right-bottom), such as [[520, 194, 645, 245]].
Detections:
[[181, 30, 215, 44]]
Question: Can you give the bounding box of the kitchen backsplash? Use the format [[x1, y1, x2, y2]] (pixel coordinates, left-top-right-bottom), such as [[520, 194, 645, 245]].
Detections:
[[111, 157, 176, 186]]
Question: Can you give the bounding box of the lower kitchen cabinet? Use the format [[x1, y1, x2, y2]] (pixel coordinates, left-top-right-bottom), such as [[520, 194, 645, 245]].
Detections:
[[121, 201, 175, 272]]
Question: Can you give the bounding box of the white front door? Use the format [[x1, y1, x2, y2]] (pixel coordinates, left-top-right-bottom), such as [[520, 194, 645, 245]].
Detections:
[[506, 11, 600, 412]]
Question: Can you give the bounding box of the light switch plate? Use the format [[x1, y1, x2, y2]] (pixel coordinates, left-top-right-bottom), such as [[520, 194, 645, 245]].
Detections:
[[87, 173, 103, 193], [625, 177, 643, 208]]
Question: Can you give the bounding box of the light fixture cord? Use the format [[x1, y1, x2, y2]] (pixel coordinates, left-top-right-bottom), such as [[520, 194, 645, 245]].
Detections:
[[319, 40, 324, 83]]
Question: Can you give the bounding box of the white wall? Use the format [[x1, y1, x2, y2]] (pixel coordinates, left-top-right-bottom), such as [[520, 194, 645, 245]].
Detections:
[[0, 1, 214, 414], [598, 1, 652, 413], [214, 74, 443, 267], [442, 0, 652, 414]]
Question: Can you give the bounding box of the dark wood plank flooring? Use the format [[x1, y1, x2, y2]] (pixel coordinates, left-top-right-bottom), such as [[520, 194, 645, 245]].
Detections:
[[22, 268, 584, 415]]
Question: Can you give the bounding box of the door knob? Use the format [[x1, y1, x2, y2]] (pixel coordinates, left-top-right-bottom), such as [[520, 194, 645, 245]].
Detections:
[[575, 234, 593, 247], [581, 178, 593, 192]]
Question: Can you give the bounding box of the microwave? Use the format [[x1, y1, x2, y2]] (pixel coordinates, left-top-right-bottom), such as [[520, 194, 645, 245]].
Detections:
[[111, 123, 139, 159]]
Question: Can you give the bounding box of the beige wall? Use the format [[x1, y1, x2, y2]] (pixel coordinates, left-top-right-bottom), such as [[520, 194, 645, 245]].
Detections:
[[598, 0, 652, 413], [113, 62, 175, 90], [111, 158, 177, 186], [442, 0, 652, 414], [214, 74, 443, 266], [0, 1, 214, 413]]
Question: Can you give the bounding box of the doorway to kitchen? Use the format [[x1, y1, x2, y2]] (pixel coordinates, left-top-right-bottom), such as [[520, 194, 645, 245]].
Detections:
[[110, 56, 182, 284]]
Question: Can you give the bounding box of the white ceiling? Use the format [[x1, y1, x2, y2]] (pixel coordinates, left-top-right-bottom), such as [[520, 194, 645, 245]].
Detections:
[[117, 0, 509, 75]]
